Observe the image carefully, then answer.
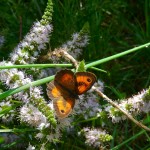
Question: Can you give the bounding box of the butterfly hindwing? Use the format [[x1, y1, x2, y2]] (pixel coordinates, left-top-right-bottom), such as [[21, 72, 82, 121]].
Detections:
[[47, 81, 75, 118], [53, 97, 75, 119], [47, 81, 61, 100]]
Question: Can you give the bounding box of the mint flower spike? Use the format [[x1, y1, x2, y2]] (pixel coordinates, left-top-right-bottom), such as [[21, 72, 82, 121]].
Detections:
[[30, 89, 57, 128], [41, 0, 53, 25], [8, 5, 53, 65], [20, 104, 49, 128], [79, 127, 112, 148], [9, 1, 53, 65], [10, 21, 53, 65], [104, 88, 150, 124], [47, 31, 89, 64]]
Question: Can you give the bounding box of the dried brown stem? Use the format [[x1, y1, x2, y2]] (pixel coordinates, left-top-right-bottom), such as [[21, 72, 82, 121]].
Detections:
[[60, 50, 78, 68], [39, 48, 78, 68], [92, 86, 150, 132]]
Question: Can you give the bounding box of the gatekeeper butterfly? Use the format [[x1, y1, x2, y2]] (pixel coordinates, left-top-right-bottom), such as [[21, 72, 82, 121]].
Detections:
[[47, 69, 96, 119]]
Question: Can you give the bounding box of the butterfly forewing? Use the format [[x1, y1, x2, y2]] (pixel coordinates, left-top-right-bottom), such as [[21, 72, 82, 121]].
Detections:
[[76, 72, 97, 95], [54, 69, 77, 98]]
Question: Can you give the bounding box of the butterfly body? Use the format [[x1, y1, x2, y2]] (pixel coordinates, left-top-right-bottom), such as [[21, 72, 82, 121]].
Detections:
[[47, 69, 96, 119]]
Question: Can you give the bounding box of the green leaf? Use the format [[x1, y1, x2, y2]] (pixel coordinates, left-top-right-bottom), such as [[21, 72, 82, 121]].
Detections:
[[76, 60, 86, 72]]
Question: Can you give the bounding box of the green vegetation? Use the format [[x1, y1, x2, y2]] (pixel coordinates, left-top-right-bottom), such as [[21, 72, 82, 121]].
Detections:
[[0, 0, 150, 149]]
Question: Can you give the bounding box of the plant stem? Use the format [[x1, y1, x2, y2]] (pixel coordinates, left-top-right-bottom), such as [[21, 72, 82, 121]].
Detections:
[[93, 87, 150, 132]]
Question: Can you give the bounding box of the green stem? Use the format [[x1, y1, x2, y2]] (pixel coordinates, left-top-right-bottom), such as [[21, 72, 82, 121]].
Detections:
[[0, 76, 54, 101], [0, 64, 72, 69], [86, 42, 150, 69], [0, 128, 37, 133], [0, 42, 150, 100], [111, 130, 145, 150]]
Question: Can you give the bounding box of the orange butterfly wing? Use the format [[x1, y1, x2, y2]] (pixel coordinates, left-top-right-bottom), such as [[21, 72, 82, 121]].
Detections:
[[47, 81, 61, 100], [47, 81, 75, 118], [54, 69, 78, 99], [76, 72, 97, 95], [47, 70, 96, 118], [53, 97, 75, 119]]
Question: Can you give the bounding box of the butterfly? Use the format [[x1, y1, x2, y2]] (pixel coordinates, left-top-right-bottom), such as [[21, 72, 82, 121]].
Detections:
[[47, 69, 97, 119]]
